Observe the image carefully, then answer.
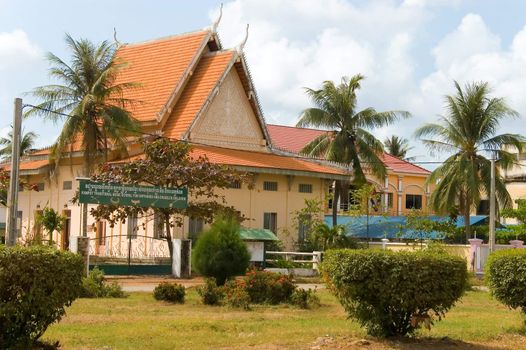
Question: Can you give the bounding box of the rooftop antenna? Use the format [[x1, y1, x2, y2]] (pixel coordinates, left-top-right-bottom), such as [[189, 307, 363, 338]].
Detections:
[[113, 27, 121, 46], [211, 3, 223, 33], [237, 24, 249, 53]]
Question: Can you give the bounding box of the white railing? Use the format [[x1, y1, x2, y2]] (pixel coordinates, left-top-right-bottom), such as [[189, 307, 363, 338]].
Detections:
[[265, 250, 323, 270], [88, 235, 170, 259]]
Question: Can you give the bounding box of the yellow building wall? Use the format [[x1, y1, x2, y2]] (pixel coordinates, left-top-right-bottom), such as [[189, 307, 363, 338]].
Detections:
[[366, 172, 433, 216], [14, 165, 329, 251]]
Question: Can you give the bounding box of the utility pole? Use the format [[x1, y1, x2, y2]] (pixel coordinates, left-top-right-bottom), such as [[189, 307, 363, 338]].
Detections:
[[489, 153, 496, 252], [6, 98, 22, 246]]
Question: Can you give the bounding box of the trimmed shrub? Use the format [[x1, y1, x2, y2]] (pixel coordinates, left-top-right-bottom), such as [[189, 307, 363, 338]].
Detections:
[[224, 279, 251, 310], [197, 278, 224, 306], [485, 248, 526, 313], [290, 288, 321, 309], [192, 216, 251, 285], [80, 267, 126, 298], [244, 268, 296, 304], [322, 249, 468, 337], [0, 246, 84, 348], [153, 282, 185, 303]]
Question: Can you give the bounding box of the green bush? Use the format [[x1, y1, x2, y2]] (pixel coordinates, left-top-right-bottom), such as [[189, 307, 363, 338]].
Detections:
[[192, 216, 251, 285], [224, 279, 251, 310], [153, 282, 185, 303], [244, 268, 296, 304], [81, 267, 127, 298], [322, 249, 468, 337], [197, 278, 224, 306], [290, 288, 321, 309], [485, 248, 526, 313], [0, 246, 84, 348]]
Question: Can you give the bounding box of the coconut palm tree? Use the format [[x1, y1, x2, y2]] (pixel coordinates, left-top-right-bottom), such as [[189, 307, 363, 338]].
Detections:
[[415, 81, 524, 240], [297, 74, 410, 225], [26, 34, 140, 175], [0, 127, 38, 160], [384, 135, 414, 161]]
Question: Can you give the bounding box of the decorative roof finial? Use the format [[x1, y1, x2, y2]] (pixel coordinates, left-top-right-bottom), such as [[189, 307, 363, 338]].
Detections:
[[113, 27, 121, 46], [237, 24, 249, 53], [212, 3, 223, 33]]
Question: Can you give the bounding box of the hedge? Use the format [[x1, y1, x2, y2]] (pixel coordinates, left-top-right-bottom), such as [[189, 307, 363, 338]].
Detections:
[[322, 249, 468, 337], [0, 245, 84, 348], [485, 248, 526, 313]]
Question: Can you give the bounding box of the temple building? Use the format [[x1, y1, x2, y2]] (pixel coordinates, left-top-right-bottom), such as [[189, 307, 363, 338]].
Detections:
[[1, 24, 433, 253]]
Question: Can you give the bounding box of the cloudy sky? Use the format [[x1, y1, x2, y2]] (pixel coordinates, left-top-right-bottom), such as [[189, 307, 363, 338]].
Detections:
[[1, 0, 526, 165]]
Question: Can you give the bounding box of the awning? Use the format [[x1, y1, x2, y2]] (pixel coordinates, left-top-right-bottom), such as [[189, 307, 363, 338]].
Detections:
[[239, 228, 278, 241]]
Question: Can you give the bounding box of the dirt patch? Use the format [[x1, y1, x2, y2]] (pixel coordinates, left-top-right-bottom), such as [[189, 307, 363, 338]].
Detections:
[[307, 334, 526, 350]]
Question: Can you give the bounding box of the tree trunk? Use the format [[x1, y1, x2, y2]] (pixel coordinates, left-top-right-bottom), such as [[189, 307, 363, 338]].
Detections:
[[164, 216, 174, 262], [463, 194, 472, 243], [332, 181, 340, 227]]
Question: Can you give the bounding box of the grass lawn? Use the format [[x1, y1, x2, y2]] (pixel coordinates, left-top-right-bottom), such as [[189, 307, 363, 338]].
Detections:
[[44, 289, 526, 350]]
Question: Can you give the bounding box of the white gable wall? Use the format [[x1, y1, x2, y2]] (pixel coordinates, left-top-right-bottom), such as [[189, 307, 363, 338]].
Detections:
[[189, 68, 268, 151]]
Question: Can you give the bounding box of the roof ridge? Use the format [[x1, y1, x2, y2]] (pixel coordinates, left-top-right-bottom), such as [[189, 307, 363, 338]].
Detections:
[[120, 29, 209, 48], [383, 152, 431, 174], [267, 123, 330, 133]]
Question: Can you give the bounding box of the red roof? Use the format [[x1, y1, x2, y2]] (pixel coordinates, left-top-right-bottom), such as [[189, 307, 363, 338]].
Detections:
[[267, 124, 430, 176]]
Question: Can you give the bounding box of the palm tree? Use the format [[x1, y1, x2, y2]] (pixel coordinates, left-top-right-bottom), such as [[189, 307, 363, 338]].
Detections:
[[384, 135, 414, 161], [26, 34, 140, 175], [0, 127, 38, 160], [415, 81, 524, 240], [297, 74, 410, 225]]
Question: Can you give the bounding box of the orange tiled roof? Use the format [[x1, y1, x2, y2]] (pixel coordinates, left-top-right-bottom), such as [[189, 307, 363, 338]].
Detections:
[[111, 144, 347, 177], [267, 124, 430, 175], [1, 159, 49, 171], [163, 51, 235, 139], [191, 144, 347, 176], [114, 31, 210, 123]]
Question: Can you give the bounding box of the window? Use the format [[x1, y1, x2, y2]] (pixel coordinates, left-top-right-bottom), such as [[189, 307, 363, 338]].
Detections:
[[127, 213, 138, 239], [263, 181, 278, 191], [63, 181, 72, 190], [36, 183, 45, 191], [153, 213, 164, 239], [228, 181, 241, 189], [405, 194, 422, 210], [263, 212, 277, 233], [299, 184, 313, 193], [298, 214, 311, 243], [387, 193, 393, 208], [188, 218, 204, 240], [477, 200, 490, 215]]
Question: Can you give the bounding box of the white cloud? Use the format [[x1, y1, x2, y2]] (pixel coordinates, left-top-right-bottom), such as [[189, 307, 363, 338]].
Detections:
[[410, 14, 526, 140], [212, 0, 428, 125], [0, 29, 41, 69]]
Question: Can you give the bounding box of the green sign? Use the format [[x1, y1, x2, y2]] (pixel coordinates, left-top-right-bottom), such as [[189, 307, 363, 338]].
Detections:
[[78, 180, 188, 209]]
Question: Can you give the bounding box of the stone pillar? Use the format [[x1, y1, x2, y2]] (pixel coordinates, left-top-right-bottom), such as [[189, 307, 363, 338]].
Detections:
[[172, 239, 192, 278], [397, 176, 403, 216], [382, 176, 389, 213], [312, 251, 322, 271], [468, 238, 483, 273], [510, 240, 524, 248], [77, 236, 90, 276], [381, 238, 389, 250]]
